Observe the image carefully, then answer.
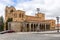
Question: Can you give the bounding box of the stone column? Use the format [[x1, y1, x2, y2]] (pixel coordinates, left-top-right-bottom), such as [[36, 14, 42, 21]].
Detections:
[[40, 24, 43, 31], [37, 24, 40, 32], [39, 24, 40, 31], [29, 23, 31, 32], [26, 23, 27, 32], [45, 24, 46, 31], [22, 23, 25, 32], [40, 24, 41, 31], [24, 23, 26, 32]]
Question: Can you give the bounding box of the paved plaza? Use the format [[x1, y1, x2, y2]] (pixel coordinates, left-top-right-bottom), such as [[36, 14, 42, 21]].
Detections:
[[0, 31, 60, 40]]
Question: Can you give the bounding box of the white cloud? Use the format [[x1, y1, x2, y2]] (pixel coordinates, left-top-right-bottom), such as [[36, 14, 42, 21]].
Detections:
[[0, 0, 15, 17], [0, 0, 15, 5], [0, 3, 6, 16], [15, 0, 60, 17], [14, 0, 60, 24], [15, 0, 45, 15], [0, 0, 60, 22]]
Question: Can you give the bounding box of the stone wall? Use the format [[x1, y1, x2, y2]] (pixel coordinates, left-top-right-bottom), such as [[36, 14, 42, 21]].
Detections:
[[8, 22, 22, 32]]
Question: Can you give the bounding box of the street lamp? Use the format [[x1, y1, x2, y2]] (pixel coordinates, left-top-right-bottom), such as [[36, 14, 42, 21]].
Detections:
[[56, 16, 59, 32]]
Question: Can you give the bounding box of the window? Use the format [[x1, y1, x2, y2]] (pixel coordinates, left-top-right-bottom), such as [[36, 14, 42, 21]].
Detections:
[[14, 14, 17, 18], [19, 13, 24, 18], [10, 9, 13, 12]]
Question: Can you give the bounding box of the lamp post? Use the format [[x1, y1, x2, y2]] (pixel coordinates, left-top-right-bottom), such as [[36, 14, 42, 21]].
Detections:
[[56, 16, 59, 32]]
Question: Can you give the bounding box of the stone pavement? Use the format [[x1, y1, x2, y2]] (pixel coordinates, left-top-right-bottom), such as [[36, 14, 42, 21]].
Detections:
[[0, 32, 60, 40], [0, 30, 60, 40]]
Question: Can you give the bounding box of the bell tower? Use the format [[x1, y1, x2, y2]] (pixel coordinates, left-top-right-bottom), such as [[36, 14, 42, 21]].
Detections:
[[5, 6, 16, 22], [35, 8, 45, 20]]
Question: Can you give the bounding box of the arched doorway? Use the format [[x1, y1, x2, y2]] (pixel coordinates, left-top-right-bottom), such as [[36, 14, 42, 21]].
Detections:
[[26, 24, 29, 32]]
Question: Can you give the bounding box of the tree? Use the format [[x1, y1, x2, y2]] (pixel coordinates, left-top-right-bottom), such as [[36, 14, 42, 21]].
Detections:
[[0, 16, 4, 31]]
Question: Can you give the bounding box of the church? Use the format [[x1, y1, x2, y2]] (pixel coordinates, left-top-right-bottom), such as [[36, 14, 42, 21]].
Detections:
[[4, 6, 56, 32]]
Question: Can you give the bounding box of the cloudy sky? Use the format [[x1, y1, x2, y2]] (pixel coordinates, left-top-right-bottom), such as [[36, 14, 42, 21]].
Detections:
[[0, 0, 60, 20]]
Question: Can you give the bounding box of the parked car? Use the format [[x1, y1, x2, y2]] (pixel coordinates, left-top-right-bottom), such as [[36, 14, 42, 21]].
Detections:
[[0, 30, 15, 34]]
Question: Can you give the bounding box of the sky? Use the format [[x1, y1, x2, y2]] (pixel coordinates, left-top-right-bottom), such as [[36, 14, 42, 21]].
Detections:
[[0, 0, 60, 22]]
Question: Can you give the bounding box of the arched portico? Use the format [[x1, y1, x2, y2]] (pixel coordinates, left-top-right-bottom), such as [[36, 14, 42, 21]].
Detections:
[[22, 22, 50, 32]]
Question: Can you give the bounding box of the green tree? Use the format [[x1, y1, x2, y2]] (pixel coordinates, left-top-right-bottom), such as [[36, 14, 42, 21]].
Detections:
[[0, 16, 4, 31]]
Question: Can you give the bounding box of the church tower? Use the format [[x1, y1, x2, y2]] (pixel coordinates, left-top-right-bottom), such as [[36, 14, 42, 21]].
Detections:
[[5, 6, 16, 22], [35, 8, 45, 20]]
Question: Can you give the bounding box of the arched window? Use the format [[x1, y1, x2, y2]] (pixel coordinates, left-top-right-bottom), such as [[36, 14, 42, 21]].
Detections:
[[10, 9, 13, 12], [19, 13, 24, 18]]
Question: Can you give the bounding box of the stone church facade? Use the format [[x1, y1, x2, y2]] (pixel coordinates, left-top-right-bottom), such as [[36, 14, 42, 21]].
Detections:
[[5, 6, 56, 32]]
